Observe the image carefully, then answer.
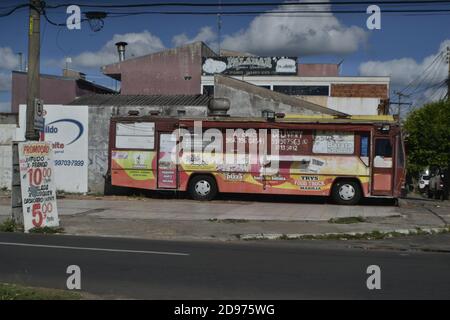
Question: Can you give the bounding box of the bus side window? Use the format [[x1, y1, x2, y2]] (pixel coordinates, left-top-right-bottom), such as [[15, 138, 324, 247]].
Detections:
[[360, 134, 370, 166], [374, 138, 393, 168]]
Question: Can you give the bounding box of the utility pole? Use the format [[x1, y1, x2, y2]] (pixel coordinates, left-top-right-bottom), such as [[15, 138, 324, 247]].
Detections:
[[391, 91, 411, 122], [217, 0, 222, 56], [25, 0, 41, 141]]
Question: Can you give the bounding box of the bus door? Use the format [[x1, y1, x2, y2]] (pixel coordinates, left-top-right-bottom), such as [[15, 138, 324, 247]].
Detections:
[[157, 132, 178, 189], [371, 136, 394, 196]]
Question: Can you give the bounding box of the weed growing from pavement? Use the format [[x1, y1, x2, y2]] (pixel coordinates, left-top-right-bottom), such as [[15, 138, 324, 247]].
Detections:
[[209, 218, 249, 223], [0, 219, 64, 234], [328, 216, 367, 224], [239, 227, 450, 241], [0, 218, 22, 232]]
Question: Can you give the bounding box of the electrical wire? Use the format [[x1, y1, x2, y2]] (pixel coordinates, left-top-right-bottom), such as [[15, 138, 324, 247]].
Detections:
[[0, 3, 29, 17], [399, 51, 444, 94], [45, 0, 450, 9], [100, 8, 450, 16], [2, 2, 450, 26]]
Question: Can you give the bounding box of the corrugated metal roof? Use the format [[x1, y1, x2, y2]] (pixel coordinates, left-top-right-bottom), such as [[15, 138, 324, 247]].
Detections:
[[68, 94, 212, 106]]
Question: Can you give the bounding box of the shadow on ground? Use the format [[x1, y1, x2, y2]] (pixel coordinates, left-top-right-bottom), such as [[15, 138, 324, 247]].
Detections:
[[104, 185, 397, 206]]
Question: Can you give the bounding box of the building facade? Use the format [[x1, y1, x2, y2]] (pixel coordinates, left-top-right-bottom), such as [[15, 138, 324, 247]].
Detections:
[[203, 75, 389, 115], [101, 42, 390, 115], [11, 70, 116, 113]]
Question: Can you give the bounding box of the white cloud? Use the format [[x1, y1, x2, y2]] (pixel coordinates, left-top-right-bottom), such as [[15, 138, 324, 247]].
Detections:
[[172, 26, 217, 48], [221, 0, 367, 56], [0, 47, 18, 70], [0, 102, 10, 113], [360, 40, 450, 108], [70, 30, 166, 68], [0, 47, 17, 95], [0, 72, 11, 92], [359, 39, 450, 86]]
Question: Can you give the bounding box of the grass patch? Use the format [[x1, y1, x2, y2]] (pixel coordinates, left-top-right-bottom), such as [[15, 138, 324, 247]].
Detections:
[[0, 218, 22, 232], [299, 230, 387, 240], [0, 283, 82, 300], [28, 226, 64, 234], [328, 216, 367, 224], [293, 227, 450, 241], [209, 218, 249, 223], [240, 227, 450, 241]]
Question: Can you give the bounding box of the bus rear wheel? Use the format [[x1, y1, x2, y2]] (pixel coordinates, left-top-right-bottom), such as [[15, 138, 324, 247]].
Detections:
[[188, 175, 218, 201], [331, 180, 362, 205]]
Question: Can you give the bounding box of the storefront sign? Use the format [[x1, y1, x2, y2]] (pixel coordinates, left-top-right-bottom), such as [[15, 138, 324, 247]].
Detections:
[[313, 131, 355, 154], [202, 56, 297, 75], [18, 105, 89, 193], [18, 141, 59, 232]]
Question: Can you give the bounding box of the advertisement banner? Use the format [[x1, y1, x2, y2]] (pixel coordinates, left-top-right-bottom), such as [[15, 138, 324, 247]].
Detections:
[[157, 133, 177, 188], [202, 56, 297, 76], [18, 105, 89, 193], [18, 141, 59, 232]]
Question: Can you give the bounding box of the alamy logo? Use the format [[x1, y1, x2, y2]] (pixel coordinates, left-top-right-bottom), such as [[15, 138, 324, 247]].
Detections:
[[366, 265, 381, 290], [367, 5, 381, 30], [66, 5, 81, 30], [66, 265, 81, 290]]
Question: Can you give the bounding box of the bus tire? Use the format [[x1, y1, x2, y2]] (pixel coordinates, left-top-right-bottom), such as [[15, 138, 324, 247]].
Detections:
[[331, 180, 362, 205], [188, 175, 218, 201]]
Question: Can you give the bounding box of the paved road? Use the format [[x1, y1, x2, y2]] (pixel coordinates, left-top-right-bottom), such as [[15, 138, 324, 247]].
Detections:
[[0, 232, 449, 299]]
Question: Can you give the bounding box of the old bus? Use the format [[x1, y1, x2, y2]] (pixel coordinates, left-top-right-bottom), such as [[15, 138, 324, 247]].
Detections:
[[107, 114, 406, 205]]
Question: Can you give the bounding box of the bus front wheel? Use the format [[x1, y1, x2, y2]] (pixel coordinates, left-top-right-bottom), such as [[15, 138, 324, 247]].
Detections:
[[188, 175, 218, 201], [331, 180, 362, 205]]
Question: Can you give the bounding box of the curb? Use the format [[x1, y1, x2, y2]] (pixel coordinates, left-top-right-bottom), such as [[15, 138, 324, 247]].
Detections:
[[239, 227, 450, 240]]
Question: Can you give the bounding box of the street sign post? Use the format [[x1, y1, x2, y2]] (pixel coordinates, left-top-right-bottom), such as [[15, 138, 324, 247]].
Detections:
[[33, 98, 44, 132]]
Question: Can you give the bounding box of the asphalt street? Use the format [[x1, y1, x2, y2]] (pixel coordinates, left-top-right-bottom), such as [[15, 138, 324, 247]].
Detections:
[[0, 232, 449, 299]]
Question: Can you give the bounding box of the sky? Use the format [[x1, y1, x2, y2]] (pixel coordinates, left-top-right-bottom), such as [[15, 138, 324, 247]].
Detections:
[[0, 0, 449, 113]]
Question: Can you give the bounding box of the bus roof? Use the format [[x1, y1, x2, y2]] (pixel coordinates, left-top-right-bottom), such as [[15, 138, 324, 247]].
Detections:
[[111, 114, 397, 125]]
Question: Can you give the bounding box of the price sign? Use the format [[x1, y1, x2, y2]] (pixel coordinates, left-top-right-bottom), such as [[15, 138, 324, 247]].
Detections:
[[19, 141, 59, 232]]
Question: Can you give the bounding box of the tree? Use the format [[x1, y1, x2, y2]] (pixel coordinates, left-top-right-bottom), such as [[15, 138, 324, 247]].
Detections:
[[404, 99, 450, 176]]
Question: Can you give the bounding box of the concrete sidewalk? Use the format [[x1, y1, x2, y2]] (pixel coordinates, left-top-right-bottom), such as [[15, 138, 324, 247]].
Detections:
[[0, 196, 399, 221], [1, 194, 448, 244]]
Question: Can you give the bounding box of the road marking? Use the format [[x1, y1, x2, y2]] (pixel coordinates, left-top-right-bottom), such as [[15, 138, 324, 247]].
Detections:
[[0, 242, 189, 256]]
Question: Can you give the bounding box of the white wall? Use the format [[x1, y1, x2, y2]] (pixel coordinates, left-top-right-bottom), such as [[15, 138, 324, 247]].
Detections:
[[0, 121, 16, 190], [326, 97, 380, 115], [17, 105, 89, 193], [297, 96, 380, 115]]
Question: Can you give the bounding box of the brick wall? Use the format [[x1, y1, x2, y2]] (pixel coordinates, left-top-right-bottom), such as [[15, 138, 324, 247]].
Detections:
[[298, 64, 339, 77], [331, 84, 388, 99]]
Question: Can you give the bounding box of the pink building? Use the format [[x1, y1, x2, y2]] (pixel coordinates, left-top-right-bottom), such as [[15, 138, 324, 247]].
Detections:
[[11, 70, 115, 113]]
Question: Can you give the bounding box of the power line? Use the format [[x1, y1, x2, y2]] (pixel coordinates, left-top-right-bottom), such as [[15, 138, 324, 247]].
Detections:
[[2, 2, 450, 26], [405, 59, 445, 96], [83, 8, 450, 17], [0, 3, 29, 17], [399, 51, 444, 94], [45, 0, 450, 9]]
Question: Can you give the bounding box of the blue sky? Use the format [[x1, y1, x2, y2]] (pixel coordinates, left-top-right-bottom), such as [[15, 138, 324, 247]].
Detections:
[[0, 0, 449, 112]]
